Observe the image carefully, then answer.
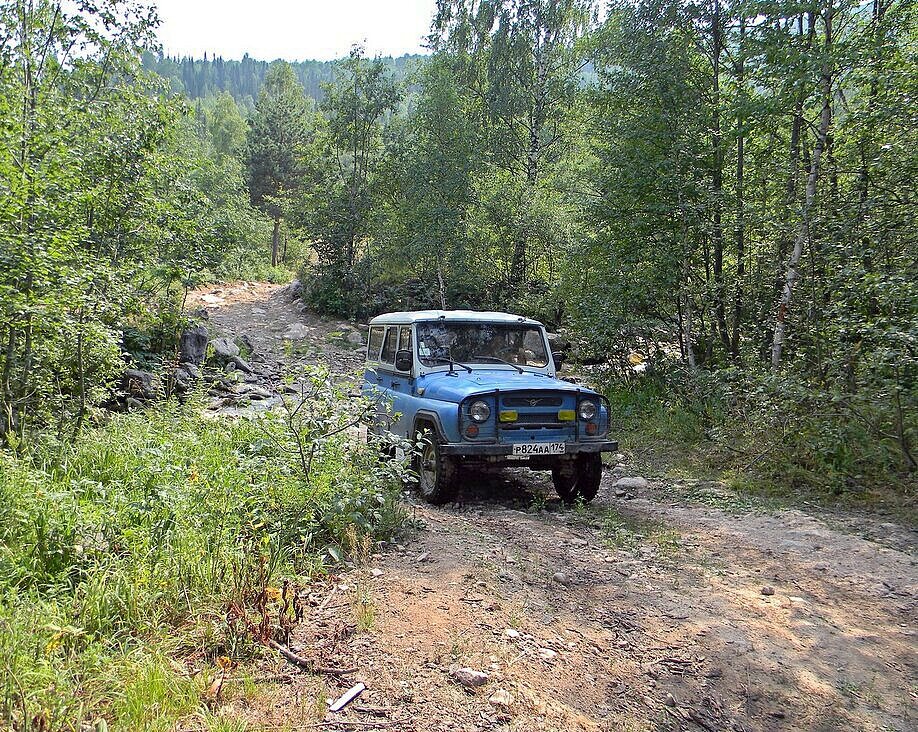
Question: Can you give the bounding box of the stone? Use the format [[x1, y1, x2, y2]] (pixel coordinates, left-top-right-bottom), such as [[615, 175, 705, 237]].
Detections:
[[489, 690, 513, 708], [546, 331, 571, 351], [346, 330, 364, 346], [178, 324, 208, 364], [450, 666, 489, 688], [761, 586, 776, 596], [285, 279, 303, 299], [370, 568, 384, 578], [538, 648, 558, 661], [122, 369, 158, 401], [504, 629, 520, 639], [180, 362, 202, 379], [230, 355, 254, 374], [664, 693, 677, 707], [283, 323, 311, 340], [613, 476, 649, 490], [551, 571, 571, 586], [210, 337, 240, 363]]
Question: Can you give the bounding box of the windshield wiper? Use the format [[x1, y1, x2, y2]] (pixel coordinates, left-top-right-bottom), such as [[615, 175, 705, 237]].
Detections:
[[471, 355, 525, 374], [429, 356, 473, 373]]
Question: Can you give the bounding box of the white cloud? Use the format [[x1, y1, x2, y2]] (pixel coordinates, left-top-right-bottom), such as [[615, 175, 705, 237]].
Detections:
[[152, 0, 436, 61]]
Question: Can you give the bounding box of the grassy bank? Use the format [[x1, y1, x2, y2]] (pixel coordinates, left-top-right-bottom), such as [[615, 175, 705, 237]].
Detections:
[[0, 395, 408, 731], [604, 373, 916, 519]]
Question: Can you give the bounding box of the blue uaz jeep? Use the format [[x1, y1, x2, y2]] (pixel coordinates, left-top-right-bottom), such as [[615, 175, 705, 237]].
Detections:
[[362, 310, 617, 505]]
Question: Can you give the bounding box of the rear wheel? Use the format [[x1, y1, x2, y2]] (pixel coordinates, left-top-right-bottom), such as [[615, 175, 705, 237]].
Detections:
[[552, 453, 602, 504], [414, 428, 458, 505]]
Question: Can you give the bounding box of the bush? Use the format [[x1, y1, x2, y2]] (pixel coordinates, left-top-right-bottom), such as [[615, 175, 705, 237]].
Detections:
[[0, 391, 409, 730]]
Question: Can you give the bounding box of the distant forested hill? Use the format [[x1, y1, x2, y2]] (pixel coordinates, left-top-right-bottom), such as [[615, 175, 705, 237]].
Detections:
[[141, 51, 426, 107]]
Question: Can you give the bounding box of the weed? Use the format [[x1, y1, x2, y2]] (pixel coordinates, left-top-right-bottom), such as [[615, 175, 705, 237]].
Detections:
[[600, 510, 681, 559]]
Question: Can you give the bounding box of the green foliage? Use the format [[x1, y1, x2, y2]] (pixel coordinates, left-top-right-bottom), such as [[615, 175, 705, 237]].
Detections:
[[0, 393, 409, 729], [0, 2, 271, 439]]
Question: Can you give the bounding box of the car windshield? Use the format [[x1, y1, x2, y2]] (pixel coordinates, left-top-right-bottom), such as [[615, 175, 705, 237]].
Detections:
[[415, 322, 549, 368]]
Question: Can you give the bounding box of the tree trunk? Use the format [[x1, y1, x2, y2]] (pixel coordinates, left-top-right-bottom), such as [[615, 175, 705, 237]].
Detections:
[[731, 17, 745, 361], [271, 217, 281, 267], [710, 0, 729, 354], [771, 7, 834, 369]]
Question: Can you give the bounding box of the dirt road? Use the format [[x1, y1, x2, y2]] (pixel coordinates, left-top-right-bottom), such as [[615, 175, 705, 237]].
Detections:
[[191, 283, 917, 732]]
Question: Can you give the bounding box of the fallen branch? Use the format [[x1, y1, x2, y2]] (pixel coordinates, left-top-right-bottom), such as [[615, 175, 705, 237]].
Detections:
[[265, 638, 357, 677]]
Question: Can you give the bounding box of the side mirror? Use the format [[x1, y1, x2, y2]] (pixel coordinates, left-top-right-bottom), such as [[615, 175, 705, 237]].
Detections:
[[395, 349, 413, 373], [552, 351, 566, 369]]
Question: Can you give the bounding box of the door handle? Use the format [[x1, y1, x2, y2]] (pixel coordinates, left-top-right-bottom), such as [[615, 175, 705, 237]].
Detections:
[[391, 382, 400, 388]]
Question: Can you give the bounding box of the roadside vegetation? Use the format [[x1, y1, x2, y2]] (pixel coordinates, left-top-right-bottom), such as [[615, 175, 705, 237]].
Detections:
[[0, 390, 408, 730]]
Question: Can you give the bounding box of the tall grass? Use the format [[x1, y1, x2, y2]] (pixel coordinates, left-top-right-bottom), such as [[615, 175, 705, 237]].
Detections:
[[0, 398, 408, 731]]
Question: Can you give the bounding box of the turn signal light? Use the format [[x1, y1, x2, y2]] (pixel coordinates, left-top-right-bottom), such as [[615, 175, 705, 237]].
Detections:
[[499, 410, 518, 422], [465, 424, 479, 437], [585, 422, 598, 435], [557, 409, 576, 422]]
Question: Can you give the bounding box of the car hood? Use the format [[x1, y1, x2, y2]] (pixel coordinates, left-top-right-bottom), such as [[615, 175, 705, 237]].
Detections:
[[417, 368, 596, 402]]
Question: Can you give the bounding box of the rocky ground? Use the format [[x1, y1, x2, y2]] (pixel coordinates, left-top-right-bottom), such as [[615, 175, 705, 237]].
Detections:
[[188, 282, 916, 732]]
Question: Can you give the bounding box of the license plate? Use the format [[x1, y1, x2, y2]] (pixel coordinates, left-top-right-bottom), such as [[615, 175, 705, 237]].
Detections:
[[512, 442, 566, 456]]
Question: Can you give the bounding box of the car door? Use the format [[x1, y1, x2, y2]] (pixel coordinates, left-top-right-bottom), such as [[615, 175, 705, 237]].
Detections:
[[387, 326, 414, 437], [363, 325, 387, 434]]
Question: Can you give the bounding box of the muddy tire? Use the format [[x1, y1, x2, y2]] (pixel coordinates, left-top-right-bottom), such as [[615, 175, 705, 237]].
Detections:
[[414, 429, 458, 505], [552, 453, 602, 504]]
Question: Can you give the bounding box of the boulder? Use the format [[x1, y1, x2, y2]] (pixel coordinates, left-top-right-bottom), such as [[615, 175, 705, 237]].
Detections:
[[285, 279, 303, 299], [210, 337, 240, 363], [179, 324, 208, 365], [614, 476, 649, 490], [122, 369, 158, 401], [346, 330, 364, 346], [546, 331, 571, 352]]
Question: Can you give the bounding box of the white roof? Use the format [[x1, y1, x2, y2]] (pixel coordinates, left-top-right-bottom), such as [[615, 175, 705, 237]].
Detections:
[[368, 310, 543, 326]]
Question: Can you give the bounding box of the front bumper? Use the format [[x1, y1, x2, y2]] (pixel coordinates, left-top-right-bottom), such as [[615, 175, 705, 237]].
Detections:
[[440, 440, 618, 457]]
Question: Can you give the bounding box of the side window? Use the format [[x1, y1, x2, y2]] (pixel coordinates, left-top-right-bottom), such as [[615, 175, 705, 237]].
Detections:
[[367, 327, 384, 362], [398, 326, 412, 353], [380, 327, 397, 365]]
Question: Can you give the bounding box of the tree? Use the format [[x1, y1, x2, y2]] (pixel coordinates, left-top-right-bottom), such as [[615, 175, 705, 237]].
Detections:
[[245, 61, 311, 266]]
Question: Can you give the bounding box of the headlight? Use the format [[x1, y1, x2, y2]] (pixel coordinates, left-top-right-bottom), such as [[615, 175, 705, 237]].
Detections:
[[578, 400, 597, 420], [469, 400, 491, 422]]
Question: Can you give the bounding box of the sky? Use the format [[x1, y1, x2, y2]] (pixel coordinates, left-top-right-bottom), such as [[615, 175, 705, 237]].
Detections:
[[153, 0, 437, 62]]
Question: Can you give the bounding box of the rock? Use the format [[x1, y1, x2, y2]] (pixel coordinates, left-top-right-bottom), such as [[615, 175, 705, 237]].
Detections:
[[551, 571, 571, 586], [235, 384, 272, 400], [450, 666, 489, 688], [489, 689, 513, 708], [416, 552, 429, 563], [614, 476, 649, 490], [210, 337, 240, 363], [285, 279, 303, 299], [224, 361, 237, 373], [370, 568, 384, 578], [664, 693, 677, 707], [178, 324, 208, 364], [615, 489, 627, 498], [538, 648, 558, 661], [761, 585, 776, 596], [122, 369, 158, 401], [251, 307, 266, 315], [201, 293, 224, 305], [180, 362, 202, 379], [504, 629, 520, 639], [284, 323, 311, 340], [230, 356, 254, 374], [346, 330, 364, 346], [546, 332, 571, 351]]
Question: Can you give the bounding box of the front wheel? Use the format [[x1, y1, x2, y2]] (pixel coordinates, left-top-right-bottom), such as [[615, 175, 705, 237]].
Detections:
[[552, 453, 603, 504], [414, 429, 458, 505]]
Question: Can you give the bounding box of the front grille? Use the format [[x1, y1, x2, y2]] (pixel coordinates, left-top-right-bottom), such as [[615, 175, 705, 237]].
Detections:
[[503, 396, 563, 408]]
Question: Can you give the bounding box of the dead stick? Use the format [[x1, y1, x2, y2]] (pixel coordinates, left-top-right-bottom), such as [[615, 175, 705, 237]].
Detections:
[[266, 639, 357, 676]]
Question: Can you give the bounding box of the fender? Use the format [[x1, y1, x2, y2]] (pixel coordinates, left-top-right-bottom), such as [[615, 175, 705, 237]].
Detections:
[[413, 409, 451, 440]]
